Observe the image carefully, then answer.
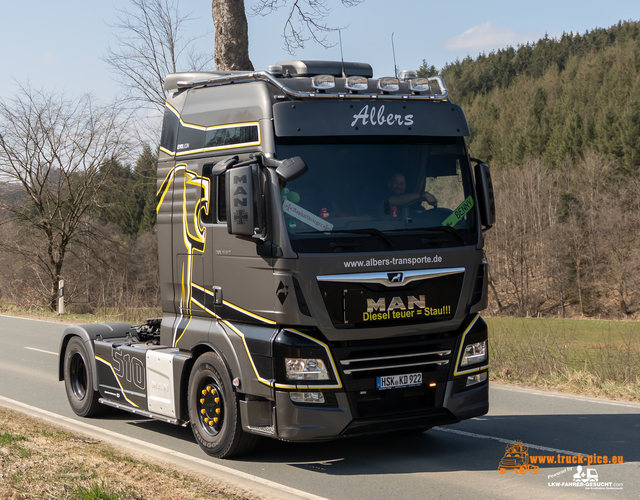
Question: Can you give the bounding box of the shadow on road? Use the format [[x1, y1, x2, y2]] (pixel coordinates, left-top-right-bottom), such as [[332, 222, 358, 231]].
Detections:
[[241, 412, 639, 475], [111, 411, 639, 475]]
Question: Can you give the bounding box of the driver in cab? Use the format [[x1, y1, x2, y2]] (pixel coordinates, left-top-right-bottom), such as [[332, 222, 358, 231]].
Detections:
[[387, 173, 438, 209]]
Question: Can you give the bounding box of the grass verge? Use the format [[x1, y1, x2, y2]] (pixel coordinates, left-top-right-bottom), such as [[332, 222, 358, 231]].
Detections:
[[0, 408, 258, 500], [0, 301, 161, 326], [487, 317, 640, 402]]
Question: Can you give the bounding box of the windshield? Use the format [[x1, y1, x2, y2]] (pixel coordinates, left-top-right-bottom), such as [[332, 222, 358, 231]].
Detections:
[[276, 137, 478, 253]]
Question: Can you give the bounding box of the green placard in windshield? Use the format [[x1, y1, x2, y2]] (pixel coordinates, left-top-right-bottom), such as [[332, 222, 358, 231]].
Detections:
[[442, 196, 474, 227]]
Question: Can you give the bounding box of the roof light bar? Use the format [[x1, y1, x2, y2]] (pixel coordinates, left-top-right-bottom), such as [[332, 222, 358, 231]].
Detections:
[[345, 76, 368, 91], [378, 77, 399, 92], [312, 75, 335, 90], [172, 71, 449, 101]]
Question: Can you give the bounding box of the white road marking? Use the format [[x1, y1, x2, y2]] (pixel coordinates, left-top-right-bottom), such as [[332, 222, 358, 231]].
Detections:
[[433, 427, 586, 456], [0, 313, 71, 325], [491, 384, 640, 409], [0, 395, 329, 500], [286, 458, 345, 465], [24, 347, 58, 356]]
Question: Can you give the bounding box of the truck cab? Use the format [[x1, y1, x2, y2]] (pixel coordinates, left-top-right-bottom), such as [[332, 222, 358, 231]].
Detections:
[[59, 60, 496, 458]]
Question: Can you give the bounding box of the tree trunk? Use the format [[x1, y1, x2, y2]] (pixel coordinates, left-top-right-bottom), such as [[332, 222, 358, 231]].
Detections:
[[212, 0, 254, 71]]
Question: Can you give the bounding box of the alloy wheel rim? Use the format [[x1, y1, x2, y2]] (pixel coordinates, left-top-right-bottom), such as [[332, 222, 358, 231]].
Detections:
[[197, 377, 224, 436]]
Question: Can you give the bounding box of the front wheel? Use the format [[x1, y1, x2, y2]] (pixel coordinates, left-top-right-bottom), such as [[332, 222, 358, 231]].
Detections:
[[188, 352, 258, 458], [63, 337, 104, 417]]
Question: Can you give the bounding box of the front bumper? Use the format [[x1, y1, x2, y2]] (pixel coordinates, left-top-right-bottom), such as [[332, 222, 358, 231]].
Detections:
[[273, 378, 488, 441], [252, 314, 490, 441]]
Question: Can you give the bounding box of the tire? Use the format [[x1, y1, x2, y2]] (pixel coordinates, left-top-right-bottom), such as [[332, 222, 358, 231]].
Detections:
[[63, 337, 104, 417], [187, 352, 258, 458]]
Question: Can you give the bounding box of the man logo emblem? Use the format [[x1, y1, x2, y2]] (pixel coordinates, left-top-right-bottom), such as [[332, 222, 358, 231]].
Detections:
[[387, 272, 403, 284]]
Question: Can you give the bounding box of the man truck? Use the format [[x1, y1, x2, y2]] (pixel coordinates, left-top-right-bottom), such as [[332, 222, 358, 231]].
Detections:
[[59, 60, 496, 458]]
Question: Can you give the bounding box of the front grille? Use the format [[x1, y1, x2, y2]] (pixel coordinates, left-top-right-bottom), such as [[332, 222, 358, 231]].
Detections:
[[339, 349, 451, 375], [329, 334, 457, 417]]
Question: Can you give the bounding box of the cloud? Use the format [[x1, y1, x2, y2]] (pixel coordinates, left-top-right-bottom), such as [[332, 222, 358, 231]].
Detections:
[[40, 53, 59, 66], [445, 22, 538, 53]]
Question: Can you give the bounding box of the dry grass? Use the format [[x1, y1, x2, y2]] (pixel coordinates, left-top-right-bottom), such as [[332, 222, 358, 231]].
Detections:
[[487, 317, 640, 401], [0, 408, 259, 500], [0, 302, 161, 326]]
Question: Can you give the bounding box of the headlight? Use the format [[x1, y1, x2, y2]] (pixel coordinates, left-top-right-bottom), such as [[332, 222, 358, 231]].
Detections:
[[285, 358, 329, 380], [461, 340, 487, 366]]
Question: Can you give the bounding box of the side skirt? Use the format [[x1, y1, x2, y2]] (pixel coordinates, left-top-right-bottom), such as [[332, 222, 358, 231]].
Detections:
[[98, 398, 188, 426]]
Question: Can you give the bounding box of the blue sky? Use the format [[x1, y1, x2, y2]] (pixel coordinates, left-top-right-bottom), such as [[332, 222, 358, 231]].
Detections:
[[1, 0, 638, 104]]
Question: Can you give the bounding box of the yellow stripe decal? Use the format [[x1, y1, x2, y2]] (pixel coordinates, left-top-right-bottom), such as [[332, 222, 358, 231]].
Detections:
[[222, 300, 277, 325], [190, 297, 220, 319], [95, 356, 140, 408], [162, 103, 261, 156], [284, 329, 343, 390], [453, 314, 487, 376], [220, 319, 274, 388], [174, 316, 192, 347]]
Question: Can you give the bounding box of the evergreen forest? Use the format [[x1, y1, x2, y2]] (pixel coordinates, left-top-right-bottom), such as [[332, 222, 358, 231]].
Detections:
[[418, 20, 640, 318]]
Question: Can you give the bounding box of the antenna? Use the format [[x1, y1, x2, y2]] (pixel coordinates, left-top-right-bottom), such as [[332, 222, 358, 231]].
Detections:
[[339, 29, 346, 78], [391, 33, 398, 78]]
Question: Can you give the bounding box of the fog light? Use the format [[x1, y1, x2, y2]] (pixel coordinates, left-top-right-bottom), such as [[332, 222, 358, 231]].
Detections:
[[409, 78, 430, 92], [285, 358, 329, 380], [345, 76, 368, 91], [378, 77, 399, 92], [290, 392, 325, 404], [312, 75, 335, 89], [461, 340, 487, 366], [466, 372, 488, 387]]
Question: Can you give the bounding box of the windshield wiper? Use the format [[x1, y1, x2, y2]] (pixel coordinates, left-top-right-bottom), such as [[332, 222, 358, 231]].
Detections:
[[296, 228, 395, 249], [384, 226, 467, 244]]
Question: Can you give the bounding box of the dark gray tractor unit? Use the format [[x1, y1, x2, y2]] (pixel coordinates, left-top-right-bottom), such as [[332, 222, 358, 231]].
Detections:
[[59, 60, 496, 458]]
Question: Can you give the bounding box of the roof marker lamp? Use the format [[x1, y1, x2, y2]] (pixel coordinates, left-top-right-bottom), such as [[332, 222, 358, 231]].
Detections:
[[378, 77, 399, 93], [345, 76, 368, 92], [285, 358, 330, 381], [311, 75, 336, 90], [460, 340, 487, 367]]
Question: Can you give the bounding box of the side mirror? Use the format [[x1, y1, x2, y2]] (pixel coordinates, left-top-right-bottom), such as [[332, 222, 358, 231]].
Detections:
[[275, 156, 307, 182], [225, 164, 255, 235], [474, 161, 496, 228]]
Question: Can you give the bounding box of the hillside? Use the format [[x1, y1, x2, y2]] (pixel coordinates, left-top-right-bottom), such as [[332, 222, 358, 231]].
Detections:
[[420, 21, 640, 172], [419, 21, 640, 319]]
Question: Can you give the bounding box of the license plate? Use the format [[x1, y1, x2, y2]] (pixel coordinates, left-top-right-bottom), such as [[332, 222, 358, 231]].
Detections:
[[376, 372, 423, 390]]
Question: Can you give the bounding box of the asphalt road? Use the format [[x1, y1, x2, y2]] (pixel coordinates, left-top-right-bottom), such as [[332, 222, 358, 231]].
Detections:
[[1, 314, 638, 499]]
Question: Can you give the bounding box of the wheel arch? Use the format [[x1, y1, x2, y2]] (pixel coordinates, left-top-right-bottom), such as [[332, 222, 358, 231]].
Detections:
[[179, 340, 242, 420], [58, 323, 133, 390]]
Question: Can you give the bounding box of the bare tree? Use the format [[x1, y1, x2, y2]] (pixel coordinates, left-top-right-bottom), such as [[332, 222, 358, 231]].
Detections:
[[212, 0, 254, 71], [0, 85, 130, 311], [106, 0, 365, 106], [248, 0, 364, 57], [104, 0, 214, 112]]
